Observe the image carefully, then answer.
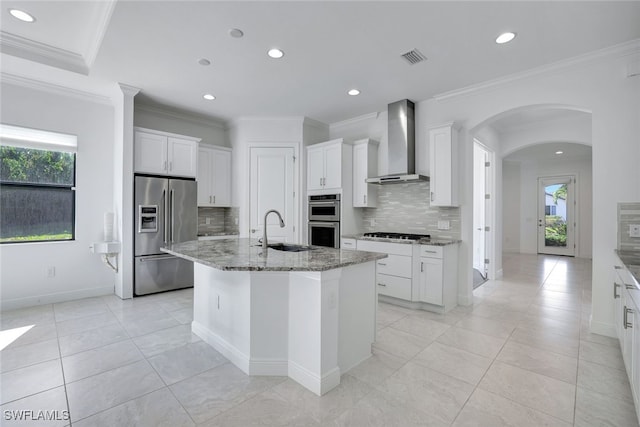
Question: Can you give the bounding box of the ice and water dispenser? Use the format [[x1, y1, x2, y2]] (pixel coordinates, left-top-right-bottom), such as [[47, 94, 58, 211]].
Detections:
[[138, 205, 158, 233]]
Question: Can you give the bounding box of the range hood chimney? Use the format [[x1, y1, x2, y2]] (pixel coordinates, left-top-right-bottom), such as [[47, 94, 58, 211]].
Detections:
[[366, 99, 428, 184]]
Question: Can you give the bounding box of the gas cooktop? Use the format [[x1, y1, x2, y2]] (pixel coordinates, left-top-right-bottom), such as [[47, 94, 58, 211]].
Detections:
[[363, 232, 430, 241]]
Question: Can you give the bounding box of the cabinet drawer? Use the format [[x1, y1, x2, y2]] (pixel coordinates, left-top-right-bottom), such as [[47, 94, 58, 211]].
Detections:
[[376, 273, 411, 300], [357, 240, 413, 256], [376, 254, 412, 278], [420, 245, 443, 258], [341, 238, 356, 250]]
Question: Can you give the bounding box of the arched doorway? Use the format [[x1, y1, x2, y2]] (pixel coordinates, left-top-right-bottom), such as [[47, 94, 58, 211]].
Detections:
[[469, 105, 593, 290]]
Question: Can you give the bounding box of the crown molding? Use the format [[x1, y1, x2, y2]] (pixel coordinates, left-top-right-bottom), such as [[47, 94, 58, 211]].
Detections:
[[330, 112, 381, 130], [302, 117, 329, 130], [1, 72, 112, 105], [434, 38, 640, 102], [0, 31, 88, 75], [134, 102, 227, 130], [84, 1, 117, 68]]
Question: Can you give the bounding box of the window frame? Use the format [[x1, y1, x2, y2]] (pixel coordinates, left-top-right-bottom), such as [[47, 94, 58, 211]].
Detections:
[[0, 125, 78, 245]]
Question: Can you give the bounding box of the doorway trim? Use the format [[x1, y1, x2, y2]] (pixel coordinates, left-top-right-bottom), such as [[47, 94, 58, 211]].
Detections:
[[473, 138, 497, 280], [537, 174, 577, 257]]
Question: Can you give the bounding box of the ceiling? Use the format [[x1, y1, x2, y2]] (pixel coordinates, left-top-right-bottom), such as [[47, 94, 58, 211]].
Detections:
[[504, 142, 592, 162], [2, 1, 640, 124], [490, 108, 591, 134]]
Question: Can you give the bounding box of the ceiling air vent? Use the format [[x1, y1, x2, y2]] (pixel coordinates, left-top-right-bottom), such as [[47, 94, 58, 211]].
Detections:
[[401, 49, 427, 65]]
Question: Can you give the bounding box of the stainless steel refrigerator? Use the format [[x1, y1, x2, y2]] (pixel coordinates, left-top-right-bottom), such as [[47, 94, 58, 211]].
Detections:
[[134, 175, 197, 296]]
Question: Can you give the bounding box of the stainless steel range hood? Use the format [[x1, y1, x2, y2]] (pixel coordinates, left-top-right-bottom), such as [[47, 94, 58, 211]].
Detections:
[[366, 99, 428, 184]]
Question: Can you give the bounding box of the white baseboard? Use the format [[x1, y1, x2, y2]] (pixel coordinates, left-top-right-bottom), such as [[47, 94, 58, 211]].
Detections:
[[288, 360, 340, 396], [1, 286, 113, 311], [192, 321, 288, 376], [589, 316, 616, 338]]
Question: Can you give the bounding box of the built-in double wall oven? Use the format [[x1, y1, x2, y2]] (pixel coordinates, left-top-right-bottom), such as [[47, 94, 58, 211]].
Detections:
[[308, 194, 340, 248]]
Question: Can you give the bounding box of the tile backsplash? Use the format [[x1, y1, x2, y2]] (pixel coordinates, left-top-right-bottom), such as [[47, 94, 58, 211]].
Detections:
[[361, 181, 461, 240], [198, 207, 239, 235], [618, 202, 640, 251]]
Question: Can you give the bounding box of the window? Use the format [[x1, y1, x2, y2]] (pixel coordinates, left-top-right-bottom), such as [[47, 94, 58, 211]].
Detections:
[[0, 124, 77, 243], [545, 205, 556, 216]]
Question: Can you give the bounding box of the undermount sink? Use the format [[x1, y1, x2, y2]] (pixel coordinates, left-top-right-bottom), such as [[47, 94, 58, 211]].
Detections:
[[265, 243, 315, 252]]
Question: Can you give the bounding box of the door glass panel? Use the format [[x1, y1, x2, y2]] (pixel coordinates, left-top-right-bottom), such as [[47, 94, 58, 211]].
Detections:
[[543, 183, 568, 248]]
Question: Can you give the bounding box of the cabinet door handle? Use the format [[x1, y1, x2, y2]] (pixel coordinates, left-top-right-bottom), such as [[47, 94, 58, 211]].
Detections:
[[213, 195, 216, 204], [169, 161, 173, 171], [377, 262, 387, 266], [364, 195, 367, 204], [614, 282, 621, 299], [430, 192, 434, 202], [624, 306, 633, 329], [209, 196, 212, 204], [421, 262, 424, 273], [163, 161, 167, 171], [424, 250, 437, 254], [377, 283, 387, 287], [625, 284, 635, 290], [320, 178, 323, 187]]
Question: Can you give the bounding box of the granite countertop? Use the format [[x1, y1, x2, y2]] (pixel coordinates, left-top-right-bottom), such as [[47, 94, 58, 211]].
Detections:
[[342, 234, 461, 246], [197, 232, 239, 237], [162, 238, 387, 272], [615, 249, 640, 288]]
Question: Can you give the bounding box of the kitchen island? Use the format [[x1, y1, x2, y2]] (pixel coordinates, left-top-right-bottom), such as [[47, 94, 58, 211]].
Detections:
[[162, 238, 386, 396]]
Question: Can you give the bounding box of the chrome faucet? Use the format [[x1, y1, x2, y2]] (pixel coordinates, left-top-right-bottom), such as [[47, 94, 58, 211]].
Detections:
[[262, 210, 285, 250]]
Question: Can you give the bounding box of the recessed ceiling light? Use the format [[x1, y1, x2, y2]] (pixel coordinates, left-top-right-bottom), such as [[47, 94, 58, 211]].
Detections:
[[229, 28, 244, 38], [203, 94, 216, 101], [267, 48, 284, 59], [9, 8, 35, 23], [198, 58, 211, 66], [555, 150, 564, 155], [495, 32, 516, 44], [347, 89, 360, 96]]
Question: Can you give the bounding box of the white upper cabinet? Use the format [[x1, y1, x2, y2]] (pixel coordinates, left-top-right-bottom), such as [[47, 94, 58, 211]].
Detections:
[[352, 139, 378, 207], [134, 128, 200, 178], [307, 138, 345, 192], [428, 123, 459, 207], [197, 145, 232, 207]]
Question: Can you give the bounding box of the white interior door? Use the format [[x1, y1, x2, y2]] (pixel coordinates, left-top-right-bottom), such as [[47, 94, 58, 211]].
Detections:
[[473, 143, 488, 277], [538, 176, 575, 256], [249, 147, 296, 243]]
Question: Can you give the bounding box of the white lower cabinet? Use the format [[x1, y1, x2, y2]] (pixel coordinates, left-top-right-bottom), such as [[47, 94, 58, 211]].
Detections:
[[419, 244, 458, 311], [613, 259, 640, 424], [355, 239, 458, 312], [356, 240, 413, 301], [341, 238, 356, 250]]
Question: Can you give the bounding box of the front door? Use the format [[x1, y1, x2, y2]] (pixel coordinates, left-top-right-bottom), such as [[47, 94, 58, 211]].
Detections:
[[249, 146, 296, 243], [538, 176, 575, 256]]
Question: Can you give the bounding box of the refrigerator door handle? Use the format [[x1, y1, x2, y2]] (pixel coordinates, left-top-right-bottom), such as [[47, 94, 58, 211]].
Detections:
[[139, 254, 175, 262], [162, 189, 167, 244], [170, 189, 175, 243]]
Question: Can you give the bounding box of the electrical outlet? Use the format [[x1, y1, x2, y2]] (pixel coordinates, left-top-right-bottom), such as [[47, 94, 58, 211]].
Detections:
[[46, 266, 56, 278], [370, 218, 377, 227], [437, 220, 450, 230], [234, 217, 238, 225], [630, 224, 640, 238], [206, 217, 211, 225]]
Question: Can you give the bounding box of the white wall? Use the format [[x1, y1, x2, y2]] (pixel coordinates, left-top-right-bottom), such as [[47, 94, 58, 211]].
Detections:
[[503, 161, 521, 253], [520, 156, 593, 258], [134, 104, 228, 148], [0, 83, 116, 310]]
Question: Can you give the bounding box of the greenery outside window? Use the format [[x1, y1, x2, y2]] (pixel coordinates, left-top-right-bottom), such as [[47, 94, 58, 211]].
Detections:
[[0, 124, 77, 243]]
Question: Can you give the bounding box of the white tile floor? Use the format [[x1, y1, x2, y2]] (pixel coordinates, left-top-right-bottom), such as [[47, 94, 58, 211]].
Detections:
[[1, 253, 638, 426]]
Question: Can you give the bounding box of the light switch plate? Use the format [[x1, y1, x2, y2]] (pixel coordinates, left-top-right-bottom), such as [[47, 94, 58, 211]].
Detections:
[[630, 224, 640, 238]]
